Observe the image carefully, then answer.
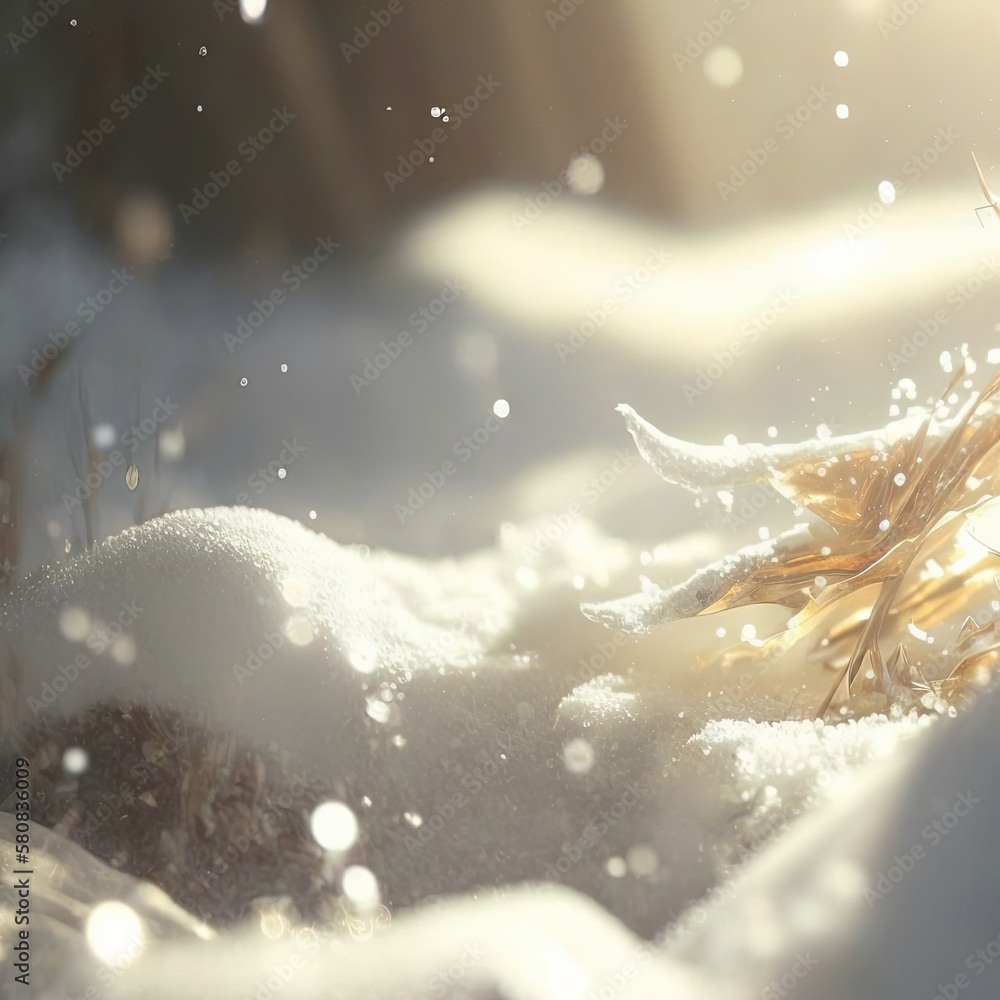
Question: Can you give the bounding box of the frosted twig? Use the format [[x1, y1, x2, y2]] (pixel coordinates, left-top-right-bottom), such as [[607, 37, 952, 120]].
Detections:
[[580, 522, 829, 633], [617, 403, 934, 496]]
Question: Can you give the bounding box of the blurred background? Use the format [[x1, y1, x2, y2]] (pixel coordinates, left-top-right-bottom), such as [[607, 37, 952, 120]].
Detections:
[[2, 0, 1000, 573]]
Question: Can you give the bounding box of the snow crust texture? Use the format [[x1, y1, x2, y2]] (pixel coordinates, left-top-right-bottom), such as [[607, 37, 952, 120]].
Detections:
[[2, 505, 997, 999]]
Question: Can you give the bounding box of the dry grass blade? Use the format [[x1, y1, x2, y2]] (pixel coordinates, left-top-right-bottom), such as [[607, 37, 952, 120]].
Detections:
[[972, 151, 1000, 224], [587, 365, 1000, 717]]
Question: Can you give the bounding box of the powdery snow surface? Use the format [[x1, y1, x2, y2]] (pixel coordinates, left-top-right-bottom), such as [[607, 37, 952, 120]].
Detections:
[[1, 505, 998, 998], [690, 713, 935, 860], [664, 680, 1000, 1000]]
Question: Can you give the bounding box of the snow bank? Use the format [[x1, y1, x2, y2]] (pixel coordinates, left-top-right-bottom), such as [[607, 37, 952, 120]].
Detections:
[[2, 505, 996, 998]]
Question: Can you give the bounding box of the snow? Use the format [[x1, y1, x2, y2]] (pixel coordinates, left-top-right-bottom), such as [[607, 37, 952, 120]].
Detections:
[[4, 199, 1000, 996], [8, 679, 1000, 998], [4, 499, 998, 998]]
